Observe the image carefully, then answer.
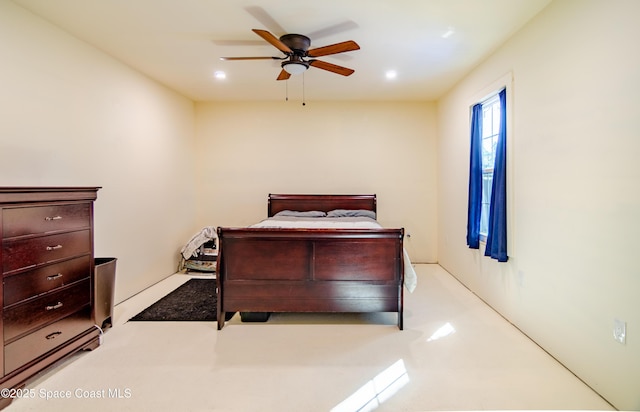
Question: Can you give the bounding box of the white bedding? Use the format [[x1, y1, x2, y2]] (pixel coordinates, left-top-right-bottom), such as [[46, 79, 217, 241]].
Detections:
[[250, 216, 417, 292]]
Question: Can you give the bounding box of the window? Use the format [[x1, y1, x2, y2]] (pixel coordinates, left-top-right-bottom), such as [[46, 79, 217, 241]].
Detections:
[[479, 94, 501, 238], [467, 88, 508, 262]]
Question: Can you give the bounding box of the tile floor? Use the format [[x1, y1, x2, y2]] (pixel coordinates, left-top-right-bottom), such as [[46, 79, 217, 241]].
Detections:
[[5, 265, 614, 411]]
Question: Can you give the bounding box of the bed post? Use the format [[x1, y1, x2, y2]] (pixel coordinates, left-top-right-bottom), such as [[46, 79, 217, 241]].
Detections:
[[398, 285, 404, 330], [398, 227, 404, 330], [372, 194, 377, 217], [216, 227, 225, 330]]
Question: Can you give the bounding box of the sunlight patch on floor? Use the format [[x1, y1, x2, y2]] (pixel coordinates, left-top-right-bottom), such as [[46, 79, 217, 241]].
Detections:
[[427, 321, 456, 342], [331, 359, 409, 412]]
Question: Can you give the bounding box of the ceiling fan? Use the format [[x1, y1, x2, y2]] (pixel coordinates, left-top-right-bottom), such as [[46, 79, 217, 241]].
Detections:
[[220, 29, 360, 80]]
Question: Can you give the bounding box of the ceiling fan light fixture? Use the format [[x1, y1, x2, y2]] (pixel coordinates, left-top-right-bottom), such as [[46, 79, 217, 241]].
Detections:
[[282, 61, 309, 75]]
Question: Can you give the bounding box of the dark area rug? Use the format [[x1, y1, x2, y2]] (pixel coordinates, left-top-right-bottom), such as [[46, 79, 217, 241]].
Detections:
[[129, 278, 216, 322]]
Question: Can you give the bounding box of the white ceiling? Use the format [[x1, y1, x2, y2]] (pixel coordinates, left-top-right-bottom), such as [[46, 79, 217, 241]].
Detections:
[[12, 0, 551, 102]]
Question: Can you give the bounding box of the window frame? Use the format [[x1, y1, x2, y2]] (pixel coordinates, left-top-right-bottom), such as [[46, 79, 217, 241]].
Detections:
[[467, 72, 514, 255]]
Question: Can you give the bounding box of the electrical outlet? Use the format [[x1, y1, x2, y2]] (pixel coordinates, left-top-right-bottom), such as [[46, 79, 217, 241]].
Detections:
[[613, 318, 626, 344]]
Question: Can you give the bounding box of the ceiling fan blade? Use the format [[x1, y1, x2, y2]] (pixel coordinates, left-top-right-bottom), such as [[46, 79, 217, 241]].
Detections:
[[252, 29, 292, 54], [276, 69, 291, 81], [244, 6, 287, 35], [306, 21, 359, 40], [308, 60, 355, 76], [220, 56, 281, 61], [307, 40, 360, 58]]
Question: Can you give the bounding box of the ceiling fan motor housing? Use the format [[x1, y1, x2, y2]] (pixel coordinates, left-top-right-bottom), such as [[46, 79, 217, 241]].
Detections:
[[280, 34, 311, 56]]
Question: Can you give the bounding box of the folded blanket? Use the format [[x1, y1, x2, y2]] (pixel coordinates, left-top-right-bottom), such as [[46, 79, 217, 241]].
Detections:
[[181, 226, 216, 260], [403, 249, 417, 293]]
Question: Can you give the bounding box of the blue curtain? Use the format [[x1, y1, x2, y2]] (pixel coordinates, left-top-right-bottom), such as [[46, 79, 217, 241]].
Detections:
[[484, 89, 508, 261], [466, 103, 483, 249]]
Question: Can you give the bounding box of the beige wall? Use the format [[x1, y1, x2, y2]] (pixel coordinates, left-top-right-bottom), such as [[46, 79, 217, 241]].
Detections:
[[194, 101, 438, 263], [0, 1, 199, 303], [437, 0, 640, 409]]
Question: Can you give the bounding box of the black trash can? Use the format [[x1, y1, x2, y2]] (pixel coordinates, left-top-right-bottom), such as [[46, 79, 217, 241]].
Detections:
[[95, 258, 117, 329]]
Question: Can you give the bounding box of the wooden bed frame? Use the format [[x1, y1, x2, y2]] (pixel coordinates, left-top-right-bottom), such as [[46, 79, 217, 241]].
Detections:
[[216, 194, 405, 330]]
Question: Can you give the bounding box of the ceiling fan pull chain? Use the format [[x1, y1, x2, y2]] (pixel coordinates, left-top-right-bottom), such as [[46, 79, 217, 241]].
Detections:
[[302, 72, 306, 106]]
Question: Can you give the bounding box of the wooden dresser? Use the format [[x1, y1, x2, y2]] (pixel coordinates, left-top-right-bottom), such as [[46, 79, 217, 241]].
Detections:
[[0, 187, 101, 408]]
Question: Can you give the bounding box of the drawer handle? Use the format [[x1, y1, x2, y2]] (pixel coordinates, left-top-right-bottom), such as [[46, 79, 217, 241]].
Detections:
[[45, 215, 63, 221], [46, 245, 63, 251], [45, 302, 63, 311], [46, 331, 63, 340], [47, 273, 63, 281]]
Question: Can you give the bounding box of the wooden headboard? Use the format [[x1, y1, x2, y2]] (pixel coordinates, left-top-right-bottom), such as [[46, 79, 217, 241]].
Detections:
[[267, 194, 377, 217]]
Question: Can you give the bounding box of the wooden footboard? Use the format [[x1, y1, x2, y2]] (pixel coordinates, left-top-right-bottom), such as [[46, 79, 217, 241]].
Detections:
[[216, 227, 404, 330]]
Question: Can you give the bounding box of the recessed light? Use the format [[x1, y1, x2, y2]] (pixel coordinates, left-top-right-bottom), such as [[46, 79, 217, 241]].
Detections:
[[385, 70, 397, 80], [214, 70, 226, 80]]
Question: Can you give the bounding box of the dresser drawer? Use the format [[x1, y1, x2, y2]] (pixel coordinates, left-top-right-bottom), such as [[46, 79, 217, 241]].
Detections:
[[4, 306, 93, 374], [2, 203, 90, 238], [4, 256, 91, 307], [2, 230, 91, 274], [4, 279, 91, 342]]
